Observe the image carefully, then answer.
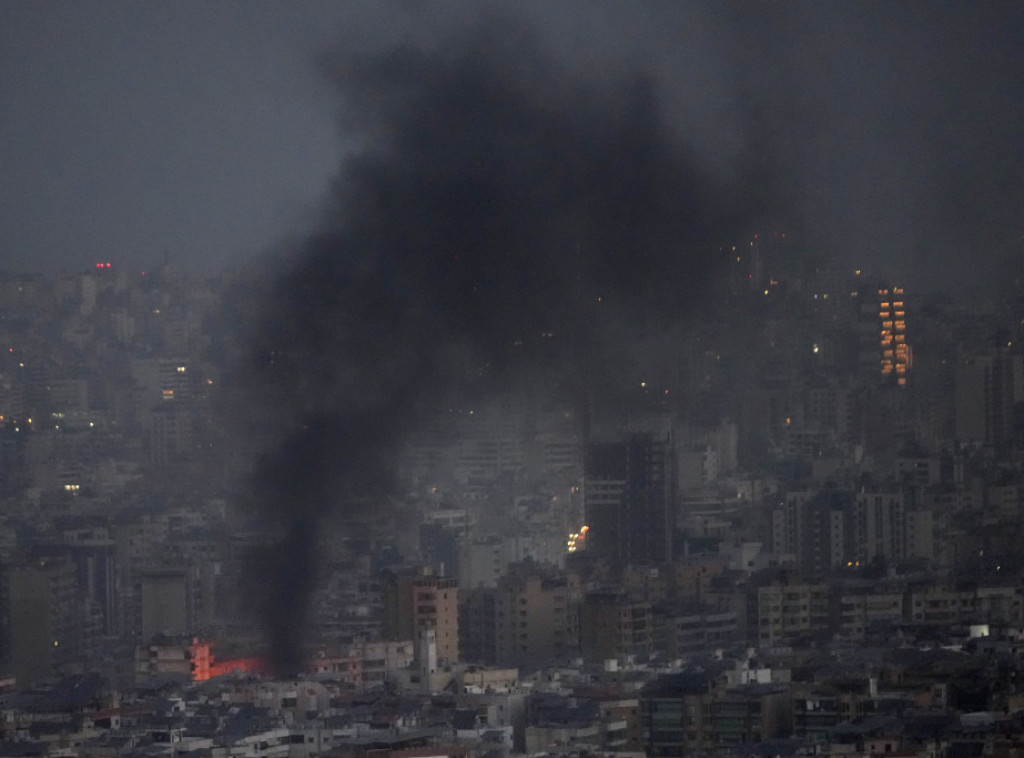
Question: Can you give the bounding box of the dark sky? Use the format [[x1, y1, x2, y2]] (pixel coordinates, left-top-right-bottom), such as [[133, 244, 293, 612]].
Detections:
[[4, 1, 1024, 293]]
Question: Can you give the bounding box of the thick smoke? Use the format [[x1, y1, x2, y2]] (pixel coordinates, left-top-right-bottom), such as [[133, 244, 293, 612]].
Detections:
[[239, 17, 781, 675]]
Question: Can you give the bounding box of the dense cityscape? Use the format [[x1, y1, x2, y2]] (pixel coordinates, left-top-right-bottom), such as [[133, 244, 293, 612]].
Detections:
[[7, 2, 1024, 757], [3, 237, 1024, 757]]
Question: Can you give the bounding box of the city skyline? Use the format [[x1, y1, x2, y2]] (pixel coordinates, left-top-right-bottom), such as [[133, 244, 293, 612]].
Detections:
[[9, 1, 1024, 723]]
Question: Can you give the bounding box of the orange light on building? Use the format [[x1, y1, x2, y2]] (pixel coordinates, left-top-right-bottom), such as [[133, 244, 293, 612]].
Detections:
[[189, 639, 212, 682], [207, 656, 274, 680], [877, 285, 910, 385]]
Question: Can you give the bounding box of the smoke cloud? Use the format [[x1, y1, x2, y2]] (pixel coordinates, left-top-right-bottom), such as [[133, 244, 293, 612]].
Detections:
[[237, 14, 784, 675]]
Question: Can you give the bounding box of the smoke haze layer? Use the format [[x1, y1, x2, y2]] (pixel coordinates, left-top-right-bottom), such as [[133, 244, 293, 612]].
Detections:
[[240, 16, 784, 675]]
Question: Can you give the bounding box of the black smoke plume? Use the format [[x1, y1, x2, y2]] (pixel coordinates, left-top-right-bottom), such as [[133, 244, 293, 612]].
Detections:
[[237, 16, 782, 675]]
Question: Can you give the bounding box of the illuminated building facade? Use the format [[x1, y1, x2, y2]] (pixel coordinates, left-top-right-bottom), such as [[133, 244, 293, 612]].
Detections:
[[877, 286, 911, 386]]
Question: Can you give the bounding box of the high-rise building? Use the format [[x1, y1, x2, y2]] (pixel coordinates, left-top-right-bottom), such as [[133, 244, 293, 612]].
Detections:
[[771, 490, 852, 579], [579, 589, 653, 662], [493, 564, 578, 667], [877, 286, 911, 386], [382, 567, 459, 665], [853, 490, 906, 566], [584, 430, 674, 566], [772, 488, 928, 575], [3, 557, 78, 686], [954, 348, 1022, 448], [458, 586, 498, 665]]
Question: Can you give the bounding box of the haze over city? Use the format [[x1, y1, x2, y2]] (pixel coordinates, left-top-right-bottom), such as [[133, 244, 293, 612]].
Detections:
[[5, 1, 1024, 293], [5, 3, 1024, 757]]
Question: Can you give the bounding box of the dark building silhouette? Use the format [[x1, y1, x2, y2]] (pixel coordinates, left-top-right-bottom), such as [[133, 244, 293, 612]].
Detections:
[[458, 586, 497, 665], [955, 347, 1021, 449], [584, 430, 674, 566]]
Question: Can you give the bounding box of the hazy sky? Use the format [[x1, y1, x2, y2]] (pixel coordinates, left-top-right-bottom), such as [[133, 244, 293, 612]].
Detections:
[[3, 1, 1024, 293]]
